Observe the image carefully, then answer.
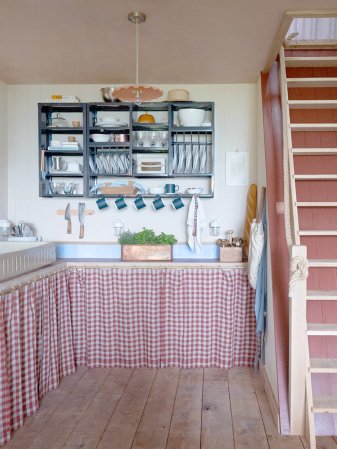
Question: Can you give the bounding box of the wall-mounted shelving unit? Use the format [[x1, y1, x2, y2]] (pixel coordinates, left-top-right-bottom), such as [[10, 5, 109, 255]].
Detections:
[[38, 101, 214, 198]]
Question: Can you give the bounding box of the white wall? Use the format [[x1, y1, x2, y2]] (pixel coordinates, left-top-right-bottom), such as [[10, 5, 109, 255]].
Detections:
[[256, 79, 278, 402], [0, 82, 8, 218], [7, 84, 257, 242]]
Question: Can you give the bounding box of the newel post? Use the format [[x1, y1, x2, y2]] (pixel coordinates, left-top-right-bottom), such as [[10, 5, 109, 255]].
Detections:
[[288, 245, 309, 435]]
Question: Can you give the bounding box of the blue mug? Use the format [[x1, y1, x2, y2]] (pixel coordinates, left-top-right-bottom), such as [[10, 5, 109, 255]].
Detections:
[[165, 183, 179, 194], [96, 196, 109, 210], [152, 195, 165, 211], [115, 196, 127, 210], [172, 195, 185, 210], [134, 195, 146, 210]]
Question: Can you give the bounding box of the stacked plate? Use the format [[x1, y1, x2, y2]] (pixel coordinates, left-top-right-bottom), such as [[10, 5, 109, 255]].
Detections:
[[97, 117, 128, 128], [89, 152, 130, 175], [172, 144, 207, 174]]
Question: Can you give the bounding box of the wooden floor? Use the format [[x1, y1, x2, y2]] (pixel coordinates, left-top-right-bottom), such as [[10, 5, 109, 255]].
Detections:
[[5, 367, 337, 449]]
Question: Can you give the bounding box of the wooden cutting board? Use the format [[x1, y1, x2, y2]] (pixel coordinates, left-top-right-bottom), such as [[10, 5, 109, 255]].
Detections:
[[243, 183, 257, 258]]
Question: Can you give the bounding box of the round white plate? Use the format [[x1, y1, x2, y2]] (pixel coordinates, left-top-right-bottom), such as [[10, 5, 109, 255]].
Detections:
[[199, 147, 207, 173], [184, 145, 192, 173], [97, 123, 128, 128], [177, 145, 185, 173]]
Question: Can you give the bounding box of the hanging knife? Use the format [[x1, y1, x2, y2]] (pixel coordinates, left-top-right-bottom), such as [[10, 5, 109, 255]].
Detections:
[[78, 202, 85, 239], [65, 203, 72, 234]]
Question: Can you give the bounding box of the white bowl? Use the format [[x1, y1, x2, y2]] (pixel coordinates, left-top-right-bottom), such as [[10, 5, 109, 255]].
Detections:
[[148, 186, 165, 195], [91, 134, 110, 142], [178, 109, 206, 127], [186, 187, 203, 195]]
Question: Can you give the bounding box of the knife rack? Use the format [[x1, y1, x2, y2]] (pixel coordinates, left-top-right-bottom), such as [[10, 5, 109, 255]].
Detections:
[[57, 209, 95, 216]]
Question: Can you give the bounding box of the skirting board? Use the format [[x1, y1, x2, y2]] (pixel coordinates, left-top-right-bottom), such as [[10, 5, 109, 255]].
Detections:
[[259, 360, 280, 433]]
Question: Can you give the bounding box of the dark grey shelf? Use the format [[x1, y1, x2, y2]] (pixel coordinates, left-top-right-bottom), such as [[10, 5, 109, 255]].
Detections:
[[90, 126, 129, 132], [133, 123, 169, 131], [42, 193, 84, 198], [89, 193, 213, 199], [45, 149, 83, 155], [89, 173, 131, 177], [89, 142, 130, 148], [133, 147, 168, 153], [41, 127, 84, 134], [172, 173, 213, 177], [45, 173, 83, 178], [172, 126, 212, 132]]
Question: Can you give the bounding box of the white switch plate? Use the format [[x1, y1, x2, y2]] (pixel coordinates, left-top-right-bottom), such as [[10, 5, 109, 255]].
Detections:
[[276, 202, 285, 214]]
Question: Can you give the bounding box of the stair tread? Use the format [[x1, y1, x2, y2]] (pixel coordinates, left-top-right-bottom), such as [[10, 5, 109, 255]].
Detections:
[[285, 56, 337, 67], [308, 290, 337, 300], [309, 259, 337, 267], [294, 174, 337, 180], [307, 323, 337, 335], [287, 77, 337, 87], [291, 123, 337, 131], [289, 100, 337, 109], [313, 396, 337, 413], [299, 230, 337, 236], [310, 358, 337, 372], [292, 148, 337, 155], [307, 290, 337, 296], [297, 202, 337, 207]]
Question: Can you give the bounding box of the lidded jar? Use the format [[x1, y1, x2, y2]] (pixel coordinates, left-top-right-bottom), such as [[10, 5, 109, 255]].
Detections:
[[0, 220, 11, 240], [209, 218, 221, 236]]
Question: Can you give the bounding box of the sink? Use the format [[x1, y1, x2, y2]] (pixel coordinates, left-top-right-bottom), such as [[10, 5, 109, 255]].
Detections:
[[0, 241, 56, 282]]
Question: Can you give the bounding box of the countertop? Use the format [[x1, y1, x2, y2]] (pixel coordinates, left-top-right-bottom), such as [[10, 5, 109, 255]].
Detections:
[[0, 259, 247, 293]]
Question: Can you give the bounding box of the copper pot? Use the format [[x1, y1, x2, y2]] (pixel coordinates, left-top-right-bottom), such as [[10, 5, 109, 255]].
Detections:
[[113, 133, 129, 143]]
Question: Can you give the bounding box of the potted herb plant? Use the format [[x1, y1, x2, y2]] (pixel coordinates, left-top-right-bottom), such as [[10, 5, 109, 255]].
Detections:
[[119, 228, 177, 261]]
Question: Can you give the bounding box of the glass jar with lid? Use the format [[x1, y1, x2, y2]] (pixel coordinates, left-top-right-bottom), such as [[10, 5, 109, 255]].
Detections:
[[0, 220, 11, 240]]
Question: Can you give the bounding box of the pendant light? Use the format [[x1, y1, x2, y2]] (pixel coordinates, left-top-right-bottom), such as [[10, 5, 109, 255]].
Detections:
[[114, 12, 163, 104]]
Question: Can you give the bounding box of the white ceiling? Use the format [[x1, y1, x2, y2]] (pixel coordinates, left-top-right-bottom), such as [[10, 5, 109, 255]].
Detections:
[[0, 0, 336, 85]]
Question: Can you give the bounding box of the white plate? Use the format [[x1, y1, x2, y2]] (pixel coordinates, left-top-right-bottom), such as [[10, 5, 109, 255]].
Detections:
[[184, 145, 192, 173], [117, 155, 125, 172], [192, 145, 200, 173], [89, 156, 97, 174], [95, 156, 104, 173], [199, 146, 207, 173], [112, 155, 119, 174], [97, 122, 128, 128], [186, 188, 203, 195], [171, 148, 177, 173], [177, 145, 185, 173], [49, 170, 82, 175]]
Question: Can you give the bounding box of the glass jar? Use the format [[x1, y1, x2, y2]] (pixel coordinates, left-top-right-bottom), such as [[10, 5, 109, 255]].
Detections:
[[209, 218, 221, 236], [0, 219, 11, 240]]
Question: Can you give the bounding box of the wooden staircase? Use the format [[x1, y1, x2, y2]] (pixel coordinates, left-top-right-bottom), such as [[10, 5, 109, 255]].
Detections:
[[280, 48, 337, 448]]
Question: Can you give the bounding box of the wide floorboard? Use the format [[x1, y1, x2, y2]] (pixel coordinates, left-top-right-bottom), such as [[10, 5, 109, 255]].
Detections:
[[5, 367, 337, 449]]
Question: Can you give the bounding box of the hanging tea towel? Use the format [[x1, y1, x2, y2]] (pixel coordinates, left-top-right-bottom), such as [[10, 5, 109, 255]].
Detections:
[[187, 194, 207, 253]]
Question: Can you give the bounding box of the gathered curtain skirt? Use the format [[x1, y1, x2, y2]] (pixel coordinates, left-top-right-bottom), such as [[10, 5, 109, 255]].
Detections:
[[0, 266, 255, 445]]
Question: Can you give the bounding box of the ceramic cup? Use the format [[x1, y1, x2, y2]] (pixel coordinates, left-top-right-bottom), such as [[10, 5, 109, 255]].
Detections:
[[72, 120, 81, 128], [152, 195, 165, 211], [68, 136, 76, 142], [96, 196, 109, 210], [165, 184, 179, 194], [134, 195, 146, 210], [115, 196, 127, 210], [171, 195, 185, 210]]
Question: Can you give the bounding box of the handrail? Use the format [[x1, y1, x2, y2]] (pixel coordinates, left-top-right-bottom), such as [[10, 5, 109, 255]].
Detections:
[[279, 46, 301, 248]]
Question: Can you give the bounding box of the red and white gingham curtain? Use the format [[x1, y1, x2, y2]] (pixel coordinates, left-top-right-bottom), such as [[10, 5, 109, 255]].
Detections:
[[0, 266, 256, 445], [0, 271, 75, 445], [68, 268, 256, 369]]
